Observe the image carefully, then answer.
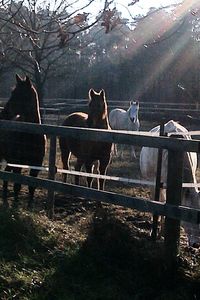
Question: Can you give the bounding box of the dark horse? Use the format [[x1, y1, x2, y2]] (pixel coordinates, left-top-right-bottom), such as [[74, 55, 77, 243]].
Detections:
[[59, 89, 112, 190], [0, 74, 46, 208]]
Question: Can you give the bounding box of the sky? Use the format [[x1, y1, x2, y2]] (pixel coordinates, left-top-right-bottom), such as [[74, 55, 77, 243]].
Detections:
[[64, 0, 183, 22], [87, 0, 183, 20]]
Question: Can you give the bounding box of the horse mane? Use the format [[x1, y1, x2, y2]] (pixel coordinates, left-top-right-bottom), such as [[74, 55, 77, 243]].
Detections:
[[18, 75, 41, 123], [30, 82, 41, 124]]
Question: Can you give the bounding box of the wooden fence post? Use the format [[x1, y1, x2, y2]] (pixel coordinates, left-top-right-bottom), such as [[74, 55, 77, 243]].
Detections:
[[151, 122, 165, 240], [47, 135, 57, 219], [164, 148, 184, 268]]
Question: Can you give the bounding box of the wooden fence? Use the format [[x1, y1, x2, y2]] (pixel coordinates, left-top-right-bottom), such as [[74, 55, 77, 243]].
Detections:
[[1, 98, 200, 125], [0, 119, 200, 267], [40, 99, 200, 125]]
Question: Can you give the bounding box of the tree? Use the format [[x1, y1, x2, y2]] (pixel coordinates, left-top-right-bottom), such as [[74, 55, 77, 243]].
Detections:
[[0, 0, 112, 101], [72, 1, 200, 103], [1, 0, 199, 104]]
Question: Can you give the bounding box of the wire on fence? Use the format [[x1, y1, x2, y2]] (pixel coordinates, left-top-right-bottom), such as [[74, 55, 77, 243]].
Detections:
[[1, 161, 199, 188]]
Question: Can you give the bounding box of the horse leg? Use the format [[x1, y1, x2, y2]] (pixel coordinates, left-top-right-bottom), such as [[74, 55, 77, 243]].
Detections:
[[74, 159, 84, 185], [28, 168, 40, 209], [13, 167, 22, 206], [130, 146, 136, 161], [93, 161, 100, 189], [99, 155, 111, 190], [60, 147, 70, 183], [2, 166, 12, 208], [151, 188, 165, 240], [150, 187, 158, 240], [159, 189, 166, 236], [113, 144, 118, 156], [85, 162, 94, 188], [151, 214, 159, 241], [118, 144, 124, 159]]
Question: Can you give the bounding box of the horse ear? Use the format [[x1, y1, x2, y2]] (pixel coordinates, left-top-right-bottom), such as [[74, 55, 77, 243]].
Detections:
[[100, 89, 105, 99], [89, 88, 95, 100], [16, 74, 22, 84], [25, 76, 32, 88]]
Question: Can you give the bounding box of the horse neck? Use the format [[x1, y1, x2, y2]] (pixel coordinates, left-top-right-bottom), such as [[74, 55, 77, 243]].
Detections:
[[27, 90, 42, 124], [101, 115, 110, 129], [87, 113, 109, 129], [127, 107, 138, 122], [23, 105, 41, 124], [29, 112, 41, 124]]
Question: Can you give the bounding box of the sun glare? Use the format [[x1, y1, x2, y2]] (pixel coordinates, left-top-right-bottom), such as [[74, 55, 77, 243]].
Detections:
[[112, 0, 199, 99]]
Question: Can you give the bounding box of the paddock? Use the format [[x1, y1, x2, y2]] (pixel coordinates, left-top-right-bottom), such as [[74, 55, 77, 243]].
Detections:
[[0, 117, 200, 269]]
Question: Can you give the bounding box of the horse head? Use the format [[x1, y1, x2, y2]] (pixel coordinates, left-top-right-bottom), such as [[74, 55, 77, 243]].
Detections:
[[0, 74, 40, 122], [128, 101, 139, 123], [87, 88, 108, 128]]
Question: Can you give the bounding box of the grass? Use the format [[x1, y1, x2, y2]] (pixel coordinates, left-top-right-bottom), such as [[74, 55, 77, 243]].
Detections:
[[0, 204, 200, 300], [0, 206, 85, 300], [0, 209, 56, 299]]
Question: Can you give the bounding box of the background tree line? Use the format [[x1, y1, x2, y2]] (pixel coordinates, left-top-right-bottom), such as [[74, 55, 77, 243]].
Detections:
[[0, 0, 200, 104]]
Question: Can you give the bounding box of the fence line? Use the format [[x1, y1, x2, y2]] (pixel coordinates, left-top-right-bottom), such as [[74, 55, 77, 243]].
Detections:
[[39, 100, 200, 126], [0, 120, 199, 152], [0, 119, 199, 191], [1, 98, 200, 110], [43, 98, 200, 108], [1, 161, 200, 188], [0, 170, 199, 226], [0, 119, 200, 265]]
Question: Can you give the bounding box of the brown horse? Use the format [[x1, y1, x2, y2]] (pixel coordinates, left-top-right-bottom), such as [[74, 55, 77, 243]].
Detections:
[[59, 89, 112, 190], [0, 74, 46, 208]]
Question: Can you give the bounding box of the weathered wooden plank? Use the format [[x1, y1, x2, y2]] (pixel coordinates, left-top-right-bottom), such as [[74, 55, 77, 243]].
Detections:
[[0, 170, 199, 224], [47, 136, 57, 219], [151, 122, 165, 240], [0, 120, 199, 152], [164, 149, 184, 265]]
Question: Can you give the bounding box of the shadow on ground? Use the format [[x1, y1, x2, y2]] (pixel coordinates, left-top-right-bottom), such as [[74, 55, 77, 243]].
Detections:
[[0, 202, 199, 300]]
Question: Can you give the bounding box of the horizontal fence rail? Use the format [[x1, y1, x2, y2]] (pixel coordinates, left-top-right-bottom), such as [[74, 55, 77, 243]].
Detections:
[[0, 120, 200, 152], [0, 170, 199, 225], [1, 161, 200, 189]]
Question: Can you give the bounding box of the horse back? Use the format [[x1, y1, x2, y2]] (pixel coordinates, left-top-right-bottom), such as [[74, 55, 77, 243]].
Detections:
[[109, 109, 127, 130], [62, 112, 88, 128], [60, 112, 112, 162]]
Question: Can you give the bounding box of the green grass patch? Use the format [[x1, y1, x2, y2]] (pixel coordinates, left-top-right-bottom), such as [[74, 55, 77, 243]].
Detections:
[[0, 208, 76, 300], [0, 206, 199, 300]]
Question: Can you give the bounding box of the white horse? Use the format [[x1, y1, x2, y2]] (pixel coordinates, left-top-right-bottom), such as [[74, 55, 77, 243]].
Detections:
[[109, 101, 140, 160], [140, 120, 200, 247]]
